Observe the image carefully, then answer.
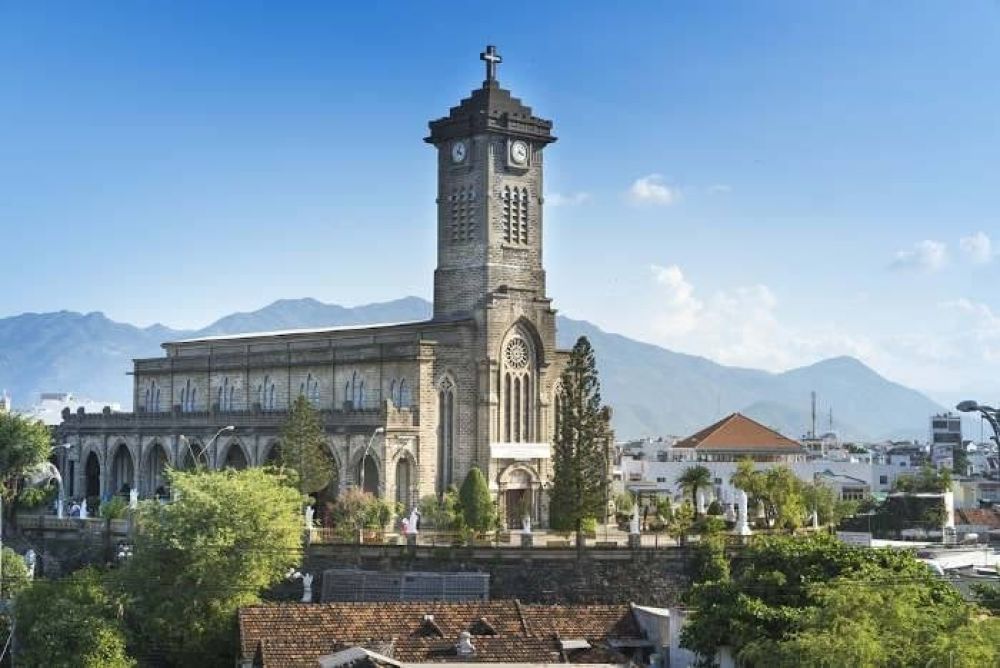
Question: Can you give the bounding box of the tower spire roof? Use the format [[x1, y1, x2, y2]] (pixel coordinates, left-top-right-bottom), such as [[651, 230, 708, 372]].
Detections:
[[425, 46, 555, 145]]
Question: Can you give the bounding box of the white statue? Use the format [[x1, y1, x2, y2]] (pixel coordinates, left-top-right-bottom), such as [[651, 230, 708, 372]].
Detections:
[[811, 509, 820, 529], [24, 549, 36, 579], [80, 498, 88, 520], [734, 489, 752, 536], [401, 518, 410, 534], [521, 514, 532, 534], [408, 507, 420, 535], [630, 504, 640, 535], [300, 572, 314, 603], [696, 488, 707, 515], [129, 488, 139, 510]]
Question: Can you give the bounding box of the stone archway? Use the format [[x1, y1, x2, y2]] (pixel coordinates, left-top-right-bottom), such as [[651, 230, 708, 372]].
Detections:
[[500, 466, 539, 529], [84, 452, 101, 501], [359, 454, 379, 497], [144, 442, 170, 498], [395, 456, 413, 508], [222, 442, 249, 470], [109, 443, 135, 497], [263, 440, 282, 466]]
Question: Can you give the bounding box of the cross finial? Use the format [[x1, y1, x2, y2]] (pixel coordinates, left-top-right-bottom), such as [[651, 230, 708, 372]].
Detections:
[[480, 45, 502, 85]]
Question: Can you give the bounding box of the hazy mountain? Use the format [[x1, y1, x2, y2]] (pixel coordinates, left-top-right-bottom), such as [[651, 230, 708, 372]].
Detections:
[[0, 297, 943, 440]]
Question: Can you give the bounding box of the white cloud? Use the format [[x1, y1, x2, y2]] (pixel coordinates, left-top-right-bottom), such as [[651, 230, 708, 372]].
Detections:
[[628, 174, 678, 205], [650, 264, 702, 335], [960, 232, 993, 264], [546, 191, 591, 207], [889, 240, 948, 272], [646, 265, 872, 372]]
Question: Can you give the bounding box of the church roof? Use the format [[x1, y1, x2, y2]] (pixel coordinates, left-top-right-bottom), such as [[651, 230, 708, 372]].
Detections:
[[239, 601, 641, 667], [674, 413, 805, 453], [426, 81, 555, 145], [165, 320, 432, 345]]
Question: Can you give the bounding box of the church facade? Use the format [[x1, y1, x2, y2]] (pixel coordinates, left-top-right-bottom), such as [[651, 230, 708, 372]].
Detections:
[[57, 47, 570, 527]]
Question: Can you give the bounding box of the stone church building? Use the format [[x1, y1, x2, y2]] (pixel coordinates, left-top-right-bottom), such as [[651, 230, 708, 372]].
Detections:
[[58, 47, 572, 527]]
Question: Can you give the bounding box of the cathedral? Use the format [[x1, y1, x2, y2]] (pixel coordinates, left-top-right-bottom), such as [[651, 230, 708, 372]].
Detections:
[[57, 46, 569, 527]]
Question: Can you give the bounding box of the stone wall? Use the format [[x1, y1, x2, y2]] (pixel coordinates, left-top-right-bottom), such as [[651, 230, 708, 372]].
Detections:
[[270, 545, 691, 607]]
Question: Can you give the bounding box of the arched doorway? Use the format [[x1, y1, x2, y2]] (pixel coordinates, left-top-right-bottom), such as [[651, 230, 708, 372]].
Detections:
[[145, 442, 170, 498], [359, 455, 379, 496], [503, 468, 535, 529], [395, 457, 413, 508], [223, 442, 248, 469], [178, 438, 207, 470], [109, 444, 134, 497], [263, 441, 282, 466], [315, 464, 340, 525], [84, 452, 100, 501]]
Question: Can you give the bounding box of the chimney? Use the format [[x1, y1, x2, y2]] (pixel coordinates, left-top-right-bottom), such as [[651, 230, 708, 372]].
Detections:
[[456, 631, 476, 657]]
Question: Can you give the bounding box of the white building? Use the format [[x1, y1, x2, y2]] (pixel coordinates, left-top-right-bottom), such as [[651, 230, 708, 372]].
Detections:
[[621, 413, 896, 505]]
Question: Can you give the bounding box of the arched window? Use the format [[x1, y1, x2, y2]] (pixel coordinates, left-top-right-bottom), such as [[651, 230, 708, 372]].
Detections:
[[347, 371, 365, 409], [258, 376, 276, 411], [437, 377, 455, 494], [145, 381, 162, 413], [396, 457, 412, 507], [216, 377, 236, 412], [398, 379, 408, 408], [500, 331, 536, 443], [179, 379, 197, 413], [299, 373, 320, 406]]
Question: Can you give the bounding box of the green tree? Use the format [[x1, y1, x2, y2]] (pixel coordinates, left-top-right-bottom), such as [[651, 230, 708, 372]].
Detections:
[[0, 411, 51, 524], [680, 533, 967, 665], [15, 568, 134, 668], [279, 395, 333, 498], [548, 337, 611, 545], [740, 577, 1000, 667], [1, 546, 31, 600], [117, 467, 302, 666], [893, 464, 952, 493], [329, 488, 399, 539], [458, 467, 496, 533], [667, 501, 695, 546], [418, 488, 461, 530], [676, 465, 712, 516]]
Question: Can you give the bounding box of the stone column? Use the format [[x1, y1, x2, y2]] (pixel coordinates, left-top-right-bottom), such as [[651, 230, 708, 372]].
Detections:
[[734, 489, 752, 537]]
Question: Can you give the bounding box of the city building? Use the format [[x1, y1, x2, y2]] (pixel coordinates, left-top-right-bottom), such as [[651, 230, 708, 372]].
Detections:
[[0, 390, 9, 413], [57, 47, 589, 528], [930, 412, 962, 471], [22, 392, 122, 426], [620, 413, 896, 505]]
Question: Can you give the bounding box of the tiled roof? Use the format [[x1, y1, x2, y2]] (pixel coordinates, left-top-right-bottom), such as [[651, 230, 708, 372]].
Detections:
[[955, 508, 1000, 529], [239, 601, 641, 667], [674, 413, 804, 452]]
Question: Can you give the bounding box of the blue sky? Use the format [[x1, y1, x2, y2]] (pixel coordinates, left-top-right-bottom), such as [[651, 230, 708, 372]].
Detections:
[[1, 1, 999, 403]]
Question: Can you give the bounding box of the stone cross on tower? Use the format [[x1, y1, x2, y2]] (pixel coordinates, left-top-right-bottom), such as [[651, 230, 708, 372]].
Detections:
[[480, 45, 502, 84]]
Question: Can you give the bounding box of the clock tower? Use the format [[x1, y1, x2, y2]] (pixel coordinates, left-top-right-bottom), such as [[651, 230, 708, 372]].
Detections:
[[425, 45, 557, 321]]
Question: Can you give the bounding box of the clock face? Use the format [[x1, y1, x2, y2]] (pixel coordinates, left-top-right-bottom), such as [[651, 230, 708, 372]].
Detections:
[[510, 140, 528, 166], [451, 141, 467, 164]]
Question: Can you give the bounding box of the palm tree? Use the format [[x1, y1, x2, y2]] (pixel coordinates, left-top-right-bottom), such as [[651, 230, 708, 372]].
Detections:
[[676, 465, 712, 516]]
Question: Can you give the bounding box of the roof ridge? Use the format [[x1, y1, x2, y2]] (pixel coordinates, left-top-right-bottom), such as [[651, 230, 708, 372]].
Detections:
[[514, 599, 531, 636]]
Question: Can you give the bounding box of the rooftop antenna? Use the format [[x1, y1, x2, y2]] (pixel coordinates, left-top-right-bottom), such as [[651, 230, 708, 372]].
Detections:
[[810, 391, 817, 439]]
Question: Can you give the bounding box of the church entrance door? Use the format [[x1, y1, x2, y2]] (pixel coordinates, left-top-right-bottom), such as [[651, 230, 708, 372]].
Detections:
[[85, 452, 100, 501], [504, 489, 529, 529]]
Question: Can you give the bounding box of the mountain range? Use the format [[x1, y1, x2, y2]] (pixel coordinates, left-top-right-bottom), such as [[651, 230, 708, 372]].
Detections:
[[0, 296, 942, 440]]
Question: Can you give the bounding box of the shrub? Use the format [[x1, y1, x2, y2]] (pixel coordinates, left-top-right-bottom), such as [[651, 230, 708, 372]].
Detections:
[[99, 496, 129, 520]]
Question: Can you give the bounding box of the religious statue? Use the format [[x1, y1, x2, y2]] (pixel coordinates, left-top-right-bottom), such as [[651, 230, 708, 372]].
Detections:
[[734, 489, 752, 536], [303, 505, 316, 544], [129, 488, 139, 510], [521, 514, 532, 534], [80, 498, 88, 520], [696, 488, 707, 516], [811, 509, 819, 529], [408, 507, 420, 535], [300, 572, 314, 603], [629, 504, 640, 535], [24, 549, 36, 579]]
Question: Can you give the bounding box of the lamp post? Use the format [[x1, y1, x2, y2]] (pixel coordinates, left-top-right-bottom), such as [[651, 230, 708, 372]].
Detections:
[[956, 401, 1000, 448], [356, 426, 385, 544], [358, 427, 386, 496], [179, 425, 235, 470]]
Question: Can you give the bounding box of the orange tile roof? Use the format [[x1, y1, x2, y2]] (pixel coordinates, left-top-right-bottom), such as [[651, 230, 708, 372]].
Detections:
[[239, 601, 642, 667], [674, 413, 804, 452], [955, 508, 1000, 529]]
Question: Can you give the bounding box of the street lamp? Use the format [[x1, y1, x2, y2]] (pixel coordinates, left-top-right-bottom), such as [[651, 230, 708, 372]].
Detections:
[[358, 427, 386, 495], [955, 401, 1000, 448], [356, 426, 385, 544], [179, 425, 235, 469]]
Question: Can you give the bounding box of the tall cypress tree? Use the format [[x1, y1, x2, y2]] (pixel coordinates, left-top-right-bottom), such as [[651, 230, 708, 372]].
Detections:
[[548, 336, 611, 546], [279, 395, 334, 499]]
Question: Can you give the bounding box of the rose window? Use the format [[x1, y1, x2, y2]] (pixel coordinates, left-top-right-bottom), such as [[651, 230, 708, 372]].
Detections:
[[504, 338, 530, 369]]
